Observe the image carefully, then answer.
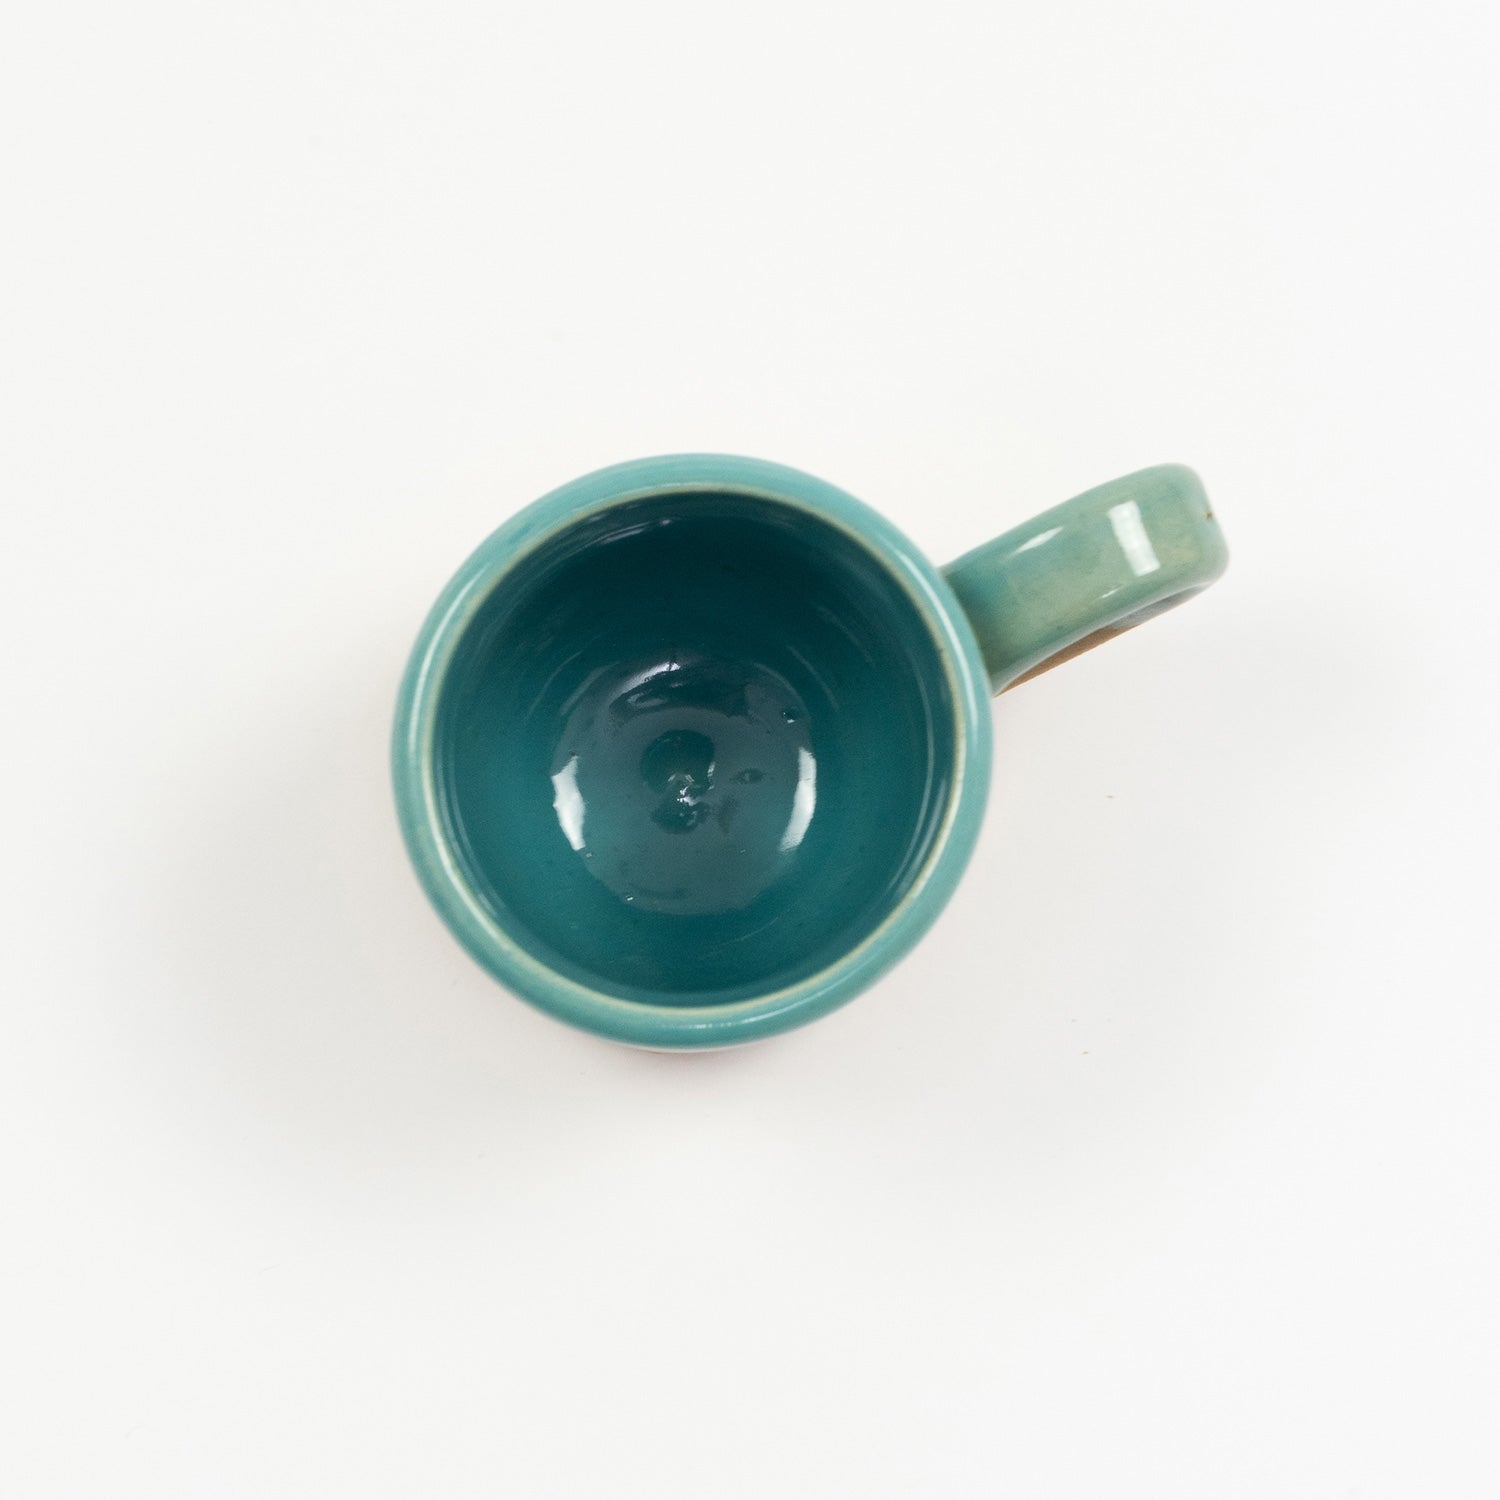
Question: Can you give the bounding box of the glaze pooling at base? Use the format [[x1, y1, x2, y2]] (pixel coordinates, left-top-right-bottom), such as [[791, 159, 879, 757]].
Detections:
[[549, 648, 815, 915]]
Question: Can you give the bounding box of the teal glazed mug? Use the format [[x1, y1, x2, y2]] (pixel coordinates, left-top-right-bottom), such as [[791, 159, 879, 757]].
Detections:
[[393, 455, 1227, 1048]]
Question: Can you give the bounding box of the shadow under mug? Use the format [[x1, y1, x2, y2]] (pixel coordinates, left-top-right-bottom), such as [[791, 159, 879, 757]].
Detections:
[[393, 454, 1227, 1048]]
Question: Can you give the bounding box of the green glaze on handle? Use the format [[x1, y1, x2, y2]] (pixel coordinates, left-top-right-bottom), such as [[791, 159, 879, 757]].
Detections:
[[943, 464, 1228, 694]]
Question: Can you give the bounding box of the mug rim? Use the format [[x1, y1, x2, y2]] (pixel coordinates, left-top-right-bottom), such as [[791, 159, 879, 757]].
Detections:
[[391, 454, 993, 1047]]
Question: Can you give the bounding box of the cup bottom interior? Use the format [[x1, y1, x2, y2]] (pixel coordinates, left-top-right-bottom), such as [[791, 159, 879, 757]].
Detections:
[[434, 492, 960, 1002]]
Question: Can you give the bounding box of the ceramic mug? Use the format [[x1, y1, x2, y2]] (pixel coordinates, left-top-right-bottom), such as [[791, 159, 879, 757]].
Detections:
[[393, 454, 1227, 1047]]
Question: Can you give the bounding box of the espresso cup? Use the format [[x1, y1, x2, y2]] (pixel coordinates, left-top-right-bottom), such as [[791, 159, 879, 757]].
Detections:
[[393, 454, 1226, 1047]]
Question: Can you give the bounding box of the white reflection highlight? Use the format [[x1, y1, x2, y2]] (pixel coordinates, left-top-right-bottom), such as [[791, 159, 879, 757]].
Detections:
[[1107, 500, 1162, 576], [551, 754, 587, 851], [1014, 525, 1062, 554], [779, 746, 817, 853]]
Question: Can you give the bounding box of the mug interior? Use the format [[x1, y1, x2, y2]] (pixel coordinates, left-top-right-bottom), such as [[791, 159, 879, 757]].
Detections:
[[432, 490, 962, 1002]]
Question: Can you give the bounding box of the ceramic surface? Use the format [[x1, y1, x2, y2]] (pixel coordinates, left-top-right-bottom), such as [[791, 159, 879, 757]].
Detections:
[[393, 455, 1226, 1047]]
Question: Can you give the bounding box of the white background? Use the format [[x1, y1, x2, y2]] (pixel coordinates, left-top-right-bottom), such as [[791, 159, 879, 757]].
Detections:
[[3, 2, 1498, 1495]]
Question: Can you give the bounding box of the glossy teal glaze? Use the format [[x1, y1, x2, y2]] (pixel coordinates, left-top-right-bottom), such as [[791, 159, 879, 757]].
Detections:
[[393, 455, 1227, 1048], [944, 464, 1228, 691]]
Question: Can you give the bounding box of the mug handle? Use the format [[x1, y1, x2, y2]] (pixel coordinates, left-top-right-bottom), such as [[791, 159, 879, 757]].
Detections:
[[943, 464, 1229, 693]]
